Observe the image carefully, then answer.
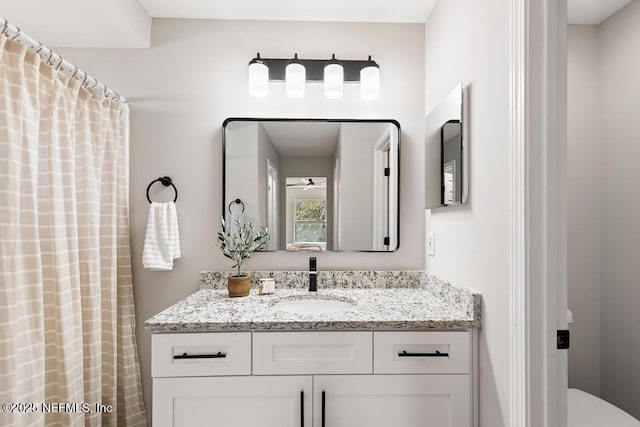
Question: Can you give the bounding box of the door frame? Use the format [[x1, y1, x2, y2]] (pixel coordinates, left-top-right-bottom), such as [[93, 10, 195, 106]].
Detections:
[[510, 1, 568, 426], [372, 128, 392, 250]]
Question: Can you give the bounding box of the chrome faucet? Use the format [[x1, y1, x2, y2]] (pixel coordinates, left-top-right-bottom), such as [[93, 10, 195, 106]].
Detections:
[[309, 257, 317, 292]]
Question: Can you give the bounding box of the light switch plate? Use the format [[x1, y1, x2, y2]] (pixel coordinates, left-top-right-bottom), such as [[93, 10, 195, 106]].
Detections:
[[427, 232, 435, 256]]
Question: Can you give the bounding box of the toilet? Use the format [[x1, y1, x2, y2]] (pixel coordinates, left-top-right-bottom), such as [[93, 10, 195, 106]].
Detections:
[[568, 388, 640, 427], [566, 309, 640, 427]]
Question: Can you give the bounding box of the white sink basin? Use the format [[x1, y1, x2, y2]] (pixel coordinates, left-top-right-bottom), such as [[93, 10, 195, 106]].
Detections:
[[270, 297, 356, 315]]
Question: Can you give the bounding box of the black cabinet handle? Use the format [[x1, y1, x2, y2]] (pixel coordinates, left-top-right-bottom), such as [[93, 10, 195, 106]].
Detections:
[[321, 391, 326, 427], [173, 351, 226, 360], [300, 390, 304, 427], [398, 350, 449, 357]]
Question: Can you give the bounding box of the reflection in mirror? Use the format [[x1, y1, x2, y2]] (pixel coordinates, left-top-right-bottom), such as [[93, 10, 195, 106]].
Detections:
[[223, 119, 400, 252], [287, 178, 327, 251], [441, 120, 462, 205], [425, 82, 468, 208]]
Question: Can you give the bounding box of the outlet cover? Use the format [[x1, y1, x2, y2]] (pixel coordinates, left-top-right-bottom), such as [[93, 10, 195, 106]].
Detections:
[[427, 232, 435, 256]]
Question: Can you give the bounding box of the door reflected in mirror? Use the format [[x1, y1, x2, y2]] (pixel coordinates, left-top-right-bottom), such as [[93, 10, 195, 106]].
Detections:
[[223, 118, 400, 252]]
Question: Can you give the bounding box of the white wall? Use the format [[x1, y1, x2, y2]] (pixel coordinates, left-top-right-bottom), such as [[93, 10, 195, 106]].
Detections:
[[424, 1, 511, 426], [567, 24, 601, 397], [225, 121, 259, 223], [57, 19, 425, 422], [256, 123, 280, 225], [598, 0, 640, 418], [566, 3, 640, 417]]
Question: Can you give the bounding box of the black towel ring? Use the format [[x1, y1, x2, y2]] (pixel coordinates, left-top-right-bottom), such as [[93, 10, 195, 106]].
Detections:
[[228, 198, 245, 214], [146, 176, 178, 203]]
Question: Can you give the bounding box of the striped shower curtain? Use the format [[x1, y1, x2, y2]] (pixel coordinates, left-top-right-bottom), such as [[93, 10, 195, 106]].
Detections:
[[0, 33, 146, 426]]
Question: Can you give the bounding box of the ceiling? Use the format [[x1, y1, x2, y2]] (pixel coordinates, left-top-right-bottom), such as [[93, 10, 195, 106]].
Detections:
[[0, 0, 152, 47], [262, 122, 340, 157], [139, 0, 438, 23], [0, 0, 631, 48], [567, 0, 632, 24]]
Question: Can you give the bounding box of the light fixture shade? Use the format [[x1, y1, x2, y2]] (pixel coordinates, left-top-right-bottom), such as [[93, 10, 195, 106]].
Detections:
[[324, 54, 343, 99], [360, 57, 380, 100], [248, 53, 269, 97], [286, 54, 305, 98]]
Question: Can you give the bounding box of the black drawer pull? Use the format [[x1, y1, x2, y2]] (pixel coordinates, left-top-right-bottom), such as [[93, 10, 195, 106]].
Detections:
[[173, 351, 226, 360], [398, 350, 449, 357], [300, 390, 304, 427], [321, 391, 326, 427]]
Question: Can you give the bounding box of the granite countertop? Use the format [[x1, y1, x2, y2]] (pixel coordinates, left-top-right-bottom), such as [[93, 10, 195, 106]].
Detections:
[[144, 285, 482, 332]]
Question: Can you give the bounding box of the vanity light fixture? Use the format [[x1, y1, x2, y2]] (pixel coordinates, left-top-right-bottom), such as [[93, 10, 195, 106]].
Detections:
[[248, 53, 269, 97], [247, 53, 380, 100], [360, 56, 380, 100], [285, 53, 305, 98], [323, 54, 344, 99]]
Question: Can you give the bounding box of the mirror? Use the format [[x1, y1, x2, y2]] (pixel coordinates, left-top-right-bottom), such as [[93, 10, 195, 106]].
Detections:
[[223, 118, 400, 252], [425, 82, 468, 208]]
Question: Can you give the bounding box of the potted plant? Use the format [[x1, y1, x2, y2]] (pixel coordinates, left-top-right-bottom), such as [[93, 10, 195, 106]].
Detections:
[[217, 218, 269, 297]]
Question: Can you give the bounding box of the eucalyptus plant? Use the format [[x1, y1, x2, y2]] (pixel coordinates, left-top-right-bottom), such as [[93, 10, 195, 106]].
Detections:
[[217, 218, 269, 277]]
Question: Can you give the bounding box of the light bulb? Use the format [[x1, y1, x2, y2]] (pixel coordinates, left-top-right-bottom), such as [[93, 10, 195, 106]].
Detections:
[[286, 54, 305, 98], [248, 53, 269, 97], [360, 56, 380, 100], [324, 54, 343, 99]]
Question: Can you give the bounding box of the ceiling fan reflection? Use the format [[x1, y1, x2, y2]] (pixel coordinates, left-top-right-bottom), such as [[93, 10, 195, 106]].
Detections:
[[286, 178, 326, 191]]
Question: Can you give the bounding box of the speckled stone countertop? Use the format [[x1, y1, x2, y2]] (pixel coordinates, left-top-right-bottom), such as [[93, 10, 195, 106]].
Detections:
[[145, 271, 482, 332]]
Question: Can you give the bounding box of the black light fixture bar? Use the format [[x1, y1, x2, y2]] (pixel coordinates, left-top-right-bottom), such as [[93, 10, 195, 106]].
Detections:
[[261, 58, 373, 82]]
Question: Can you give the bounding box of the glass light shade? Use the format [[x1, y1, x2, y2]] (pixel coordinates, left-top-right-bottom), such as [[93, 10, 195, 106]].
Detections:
[[324, 63, 344, 99], [286, 62, 306, 98], [360, 65, 380, 100], [248, 61, 269, 97]]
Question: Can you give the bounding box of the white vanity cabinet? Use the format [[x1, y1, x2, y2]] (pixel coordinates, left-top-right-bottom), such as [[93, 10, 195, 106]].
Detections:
[[151, 330, 476, 427], [314, 375, 470, 427]]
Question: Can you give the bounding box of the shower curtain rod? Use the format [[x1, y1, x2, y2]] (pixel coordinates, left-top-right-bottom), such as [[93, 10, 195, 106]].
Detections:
[[0, 17, 125, 103]]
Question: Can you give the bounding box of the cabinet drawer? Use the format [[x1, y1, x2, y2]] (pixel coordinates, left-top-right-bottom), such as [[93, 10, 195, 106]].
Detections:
[[253, 331, 372, 375], [152, 332, 251, 377], [374, 331, 470, 374]]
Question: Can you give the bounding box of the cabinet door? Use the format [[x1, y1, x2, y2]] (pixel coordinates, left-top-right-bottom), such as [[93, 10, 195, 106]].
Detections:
[[314, 375, 470, 427], [154, 376, 312, 427]]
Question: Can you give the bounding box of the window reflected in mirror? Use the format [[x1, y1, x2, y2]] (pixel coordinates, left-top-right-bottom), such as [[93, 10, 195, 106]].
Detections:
[[287, 179, 327, 251]]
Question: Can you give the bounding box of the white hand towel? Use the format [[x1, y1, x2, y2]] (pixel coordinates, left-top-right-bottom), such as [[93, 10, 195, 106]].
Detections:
[[229, 211, 243, 236], [143, 202, 181, 270]]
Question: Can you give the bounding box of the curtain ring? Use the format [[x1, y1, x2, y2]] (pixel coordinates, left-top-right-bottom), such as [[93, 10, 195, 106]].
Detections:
[[81, 72, 89, 86], [34, 41, 44, 54], [46, 49, 54, 65], [0, 19, 8, 36], [55, 55, 64, 71], [9, 25, 21, 40], [70, 65, 79, 79]]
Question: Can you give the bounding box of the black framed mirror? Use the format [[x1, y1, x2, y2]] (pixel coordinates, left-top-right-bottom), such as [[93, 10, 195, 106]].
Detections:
[[222, 118, 400, 252]]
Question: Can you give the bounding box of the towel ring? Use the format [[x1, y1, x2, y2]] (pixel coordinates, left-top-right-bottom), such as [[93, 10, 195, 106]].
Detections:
[[146, 176, 178, 203], [228, 198, 245, 214]]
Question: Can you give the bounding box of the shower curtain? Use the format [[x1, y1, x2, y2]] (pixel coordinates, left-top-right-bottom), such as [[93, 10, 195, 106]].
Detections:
[[0, 34, 146, 426]]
